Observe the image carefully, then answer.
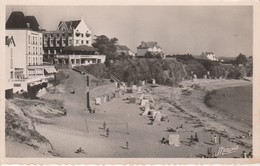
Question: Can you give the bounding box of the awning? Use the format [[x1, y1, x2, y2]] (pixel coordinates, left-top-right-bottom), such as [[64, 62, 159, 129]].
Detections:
[[44, 66, 57, 74]]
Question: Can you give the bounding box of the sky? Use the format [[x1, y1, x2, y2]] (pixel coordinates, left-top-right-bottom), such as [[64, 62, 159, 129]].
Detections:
[[6, 5, 253, 57]]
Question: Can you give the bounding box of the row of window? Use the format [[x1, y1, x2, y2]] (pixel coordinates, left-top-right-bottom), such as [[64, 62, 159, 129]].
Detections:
[[28, 35, 42, 45], [45, 33, 72, 38], [28, 46, 43, 55], [75, 40, 89, 45], [28, 56, 43, 66]]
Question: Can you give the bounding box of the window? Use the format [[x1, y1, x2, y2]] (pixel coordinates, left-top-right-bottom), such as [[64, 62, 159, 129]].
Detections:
[[28, 35, 30, 44], [86, 40, 89, 44], [81, 40, 83, 44], [76, 40, 79, 44], [81, 34, 83, 37], [28, 57, 30, 65]]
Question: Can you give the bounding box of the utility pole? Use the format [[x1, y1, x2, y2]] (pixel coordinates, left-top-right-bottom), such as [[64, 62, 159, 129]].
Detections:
[[86, 75, 91, 111]]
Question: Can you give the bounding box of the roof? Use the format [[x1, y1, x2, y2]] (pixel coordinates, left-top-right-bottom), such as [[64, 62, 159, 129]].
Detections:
[[6, 11, 27, 29], [25, 16, 40, 31], [137, 41, 161, 49], [5, 36, 16, 47], [58, 20, 81, 30], [6, 11, 40, 31], [63, 45, 96, 52], [202, 52, 214, 55], [117, 45, 131, 51]]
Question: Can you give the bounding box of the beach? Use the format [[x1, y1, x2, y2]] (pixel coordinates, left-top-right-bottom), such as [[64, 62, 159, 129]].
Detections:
[[6, 70, 253, 158]]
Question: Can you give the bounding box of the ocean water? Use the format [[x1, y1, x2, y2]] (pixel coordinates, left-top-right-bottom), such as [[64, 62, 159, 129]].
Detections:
[[209, 84, 252, 123]]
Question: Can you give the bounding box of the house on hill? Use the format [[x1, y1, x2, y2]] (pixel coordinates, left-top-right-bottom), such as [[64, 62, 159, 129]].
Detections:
[[116, 45, 135, 57], [200, 52, 219, 61], [136, 41, 164, 58], [42, 17, 105, 67]]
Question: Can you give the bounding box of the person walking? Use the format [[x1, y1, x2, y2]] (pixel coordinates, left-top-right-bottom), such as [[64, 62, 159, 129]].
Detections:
[[213, 135, 218, 144], [126, 141, 129, 149]]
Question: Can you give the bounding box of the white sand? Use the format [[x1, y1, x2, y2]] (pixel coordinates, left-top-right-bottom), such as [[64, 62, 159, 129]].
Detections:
[[7, 70, 252, 158]]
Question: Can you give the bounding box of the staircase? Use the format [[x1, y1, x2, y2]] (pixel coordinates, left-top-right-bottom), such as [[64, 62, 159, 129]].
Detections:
[[110, 74, 123, 86]]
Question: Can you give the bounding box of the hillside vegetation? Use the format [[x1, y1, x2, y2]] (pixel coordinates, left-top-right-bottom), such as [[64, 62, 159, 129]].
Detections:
[[75, 57, 251, 86]]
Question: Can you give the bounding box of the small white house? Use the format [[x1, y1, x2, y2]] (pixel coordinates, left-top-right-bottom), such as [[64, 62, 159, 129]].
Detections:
[[200, 52, 219, 61]]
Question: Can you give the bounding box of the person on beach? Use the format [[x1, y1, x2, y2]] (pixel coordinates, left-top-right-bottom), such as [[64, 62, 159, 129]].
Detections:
[[126, 141, 129, 149], [106, 128, 110, 137], [219, 135, 221, 144], [248, 130, 251, 137], [103, 122, 106, 130], [247, 151, 253, 158], [213, 135, 217, 144], [242, 151, 247, 158]]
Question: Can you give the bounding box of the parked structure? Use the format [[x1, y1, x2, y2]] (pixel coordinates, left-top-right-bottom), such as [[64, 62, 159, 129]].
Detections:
[[42, 17, 105, 67], [200, 52, 219, 61], [136, 41, 164, 58], [6, 11, 56, 93], [116, 45, 135, 57]]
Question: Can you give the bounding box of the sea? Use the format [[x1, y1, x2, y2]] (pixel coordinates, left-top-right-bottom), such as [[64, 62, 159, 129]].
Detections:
[[209, 84, 252, 123]]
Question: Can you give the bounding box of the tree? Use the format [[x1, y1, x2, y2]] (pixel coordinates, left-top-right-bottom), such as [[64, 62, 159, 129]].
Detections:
[[92, 35, 118, 66], [235, 53, 247, 65], [144, 51, 162, 59]]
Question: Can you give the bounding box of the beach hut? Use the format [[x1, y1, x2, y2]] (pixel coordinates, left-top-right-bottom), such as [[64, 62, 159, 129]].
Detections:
[[129, 97, 136, 104], [141, 99, 149, 107], [154, 111, 162, 122], [142, 103, 150, 116], [168, 134, 181, 146], [132, 85, 137, 91], [95, 97, 101, 105]]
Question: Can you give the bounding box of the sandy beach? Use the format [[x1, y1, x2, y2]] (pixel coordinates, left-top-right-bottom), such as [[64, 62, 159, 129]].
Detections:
[[6, 70, 252, 158]]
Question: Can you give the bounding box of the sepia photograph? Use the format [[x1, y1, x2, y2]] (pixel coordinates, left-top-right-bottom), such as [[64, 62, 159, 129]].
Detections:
[[3, 1, 258, 163]]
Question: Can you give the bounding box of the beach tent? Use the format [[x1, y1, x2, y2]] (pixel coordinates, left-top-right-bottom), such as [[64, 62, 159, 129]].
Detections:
[[141, 99, 149, 107], [142, 103, 150, 116], [154, 111, 162, 122], [132, 85, 137, 91], [168, 134, 181, 146], [95, 97, 101, 105], [137, 86, 142, 94], [115, 91, 120, 98], [152, 111, 159, 119], [129, 97, 136, 104]]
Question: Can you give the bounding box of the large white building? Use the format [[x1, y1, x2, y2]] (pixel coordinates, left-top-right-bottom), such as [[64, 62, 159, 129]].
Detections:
[[5, 11, 56, 93], [42, 17, 105, 67]]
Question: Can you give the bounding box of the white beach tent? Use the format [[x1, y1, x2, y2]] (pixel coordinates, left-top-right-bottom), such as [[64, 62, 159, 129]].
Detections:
[[154, 111, 162, 122], [168, 134, 181, 146], [142, 103, 150, 116]]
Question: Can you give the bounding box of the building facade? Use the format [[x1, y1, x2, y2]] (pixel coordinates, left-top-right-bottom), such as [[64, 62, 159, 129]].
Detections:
[[136, 41, 164, 58], [116, 45, 135, 57], [42, 17, 105, 67], [6, 11, 56, 93]]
